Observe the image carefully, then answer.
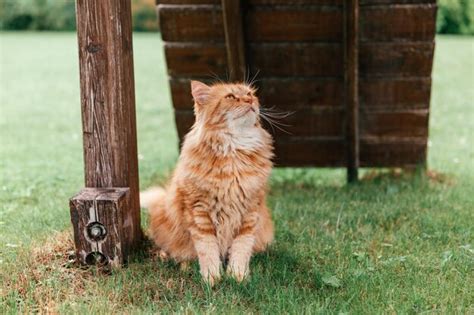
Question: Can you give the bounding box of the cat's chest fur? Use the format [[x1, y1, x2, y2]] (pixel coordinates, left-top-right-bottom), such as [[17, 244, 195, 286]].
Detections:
[[184, 143, 270, 256]]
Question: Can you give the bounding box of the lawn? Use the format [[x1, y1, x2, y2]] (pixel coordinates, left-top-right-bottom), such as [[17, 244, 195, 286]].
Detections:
[[0, 33, 473, 314]]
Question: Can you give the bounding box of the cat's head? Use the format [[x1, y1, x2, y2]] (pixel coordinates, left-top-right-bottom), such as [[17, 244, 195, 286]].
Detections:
[[190, 81, 260, 131]]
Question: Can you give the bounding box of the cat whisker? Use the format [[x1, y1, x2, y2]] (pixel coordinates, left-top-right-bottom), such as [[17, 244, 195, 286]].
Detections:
[[259, 112, 292, 134], [247, 69, 260, 88], [207, 71, 224, 85]]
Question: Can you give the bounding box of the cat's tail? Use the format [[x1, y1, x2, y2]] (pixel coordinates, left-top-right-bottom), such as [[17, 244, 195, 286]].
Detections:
[[140, 186, 166, 209]]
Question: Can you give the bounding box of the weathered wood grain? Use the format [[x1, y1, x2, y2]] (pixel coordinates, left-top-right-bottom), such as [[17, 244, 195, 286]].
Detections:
[[245, 7, 342, 42], [159, 5, 224, 42], [360, 110, 429, 138], [164, 43, 342, 77], [221, 0, 247, 81], [164, 43, 227, 77], [361, 0, 435, 5], [360, 138, 427, 166], [159, 4, 435, 42], [344, 0, 359, 182], [164, 42, 433, 78], [275, 138, 427, 167], [159, 5, 342, 42], [360, 4, 437, 42], [158, 0, 343, 6], [158, 0, 434, 3], [273, 139, 346, 166], [74, 0, 142, 265], [359, 42, 434, 77], [248, 43, 343, 77], [70, 188, 129, 267], [360, 77, 431, 109]]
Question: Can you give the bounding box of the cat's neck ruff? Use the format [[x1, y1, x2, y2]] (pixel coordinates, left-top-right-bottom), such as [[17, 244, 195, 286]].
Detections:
[[190, 124, 267, 156]]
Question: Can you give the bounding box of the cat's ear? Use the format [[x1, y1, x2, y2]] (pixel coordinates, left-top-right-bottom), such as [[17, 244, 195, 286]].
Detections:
[[191, 80, 211, 105]]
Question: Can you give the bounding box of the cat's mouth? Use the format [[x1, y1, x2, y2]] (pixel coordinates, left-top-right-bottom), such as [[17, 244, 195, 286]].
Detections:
[[234, 107, 256, 120]]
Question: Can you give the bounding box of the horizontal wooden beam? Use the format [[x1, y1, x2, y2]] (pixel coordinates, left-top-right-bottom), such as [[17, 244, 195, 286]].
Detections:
[[158, 4, 435, 42], [163, 42, 433, 78]]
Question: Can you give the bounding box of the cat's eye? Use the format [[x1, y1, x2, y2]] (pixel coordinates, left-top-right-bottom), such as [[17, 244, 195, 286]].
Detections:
[[225, 93, 236, 99]]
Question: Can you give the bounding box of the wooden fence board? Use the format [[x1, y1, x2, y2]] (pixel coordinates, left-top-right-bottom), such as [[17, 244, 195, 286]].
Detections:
[[359, 42, 434, 77], [159, 5, 342, 42], [360, 110, 429, 137], [360, 138, 427, 166], [159, 4, 435, 42], [165, 42, 433, 78], [360, 4, 437, 42], [158, 1, 343, 6], [360, 77, 431, 108], [274, 139, 346, 166], [158, 0, 434, 4], [221, 0, 247, 80]]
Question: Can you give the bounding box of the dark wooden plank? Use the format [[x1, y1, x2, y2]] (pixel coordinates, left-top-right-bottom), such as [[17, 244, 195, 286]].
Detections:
[[157, 0, 433, 5], [359, 42, 434, 77], [258, 78, 344, 107], [75, 0, 142, 262], [360, 138, 427, 166], [360, 4, 437, 42], [249, 0, 342, 3], [158, 5, 342, 42], [165, 43, 227, 77], [360, 77, 431, 109], [165, 42, 433, 78], [158, 0, 219, 3], [70, 188, 129, 267], [164, 43, 342, 77], [248, 43, 342, 77], [361, 0, 435, 5], [159, 5, 224, 42], [158, 0, 342, 5], [360, 110, 429, 138], [344, 0, 359, 182], [274, 139, 346, 167], [245, 7, 342, 42], [221, 0, 246, 81]]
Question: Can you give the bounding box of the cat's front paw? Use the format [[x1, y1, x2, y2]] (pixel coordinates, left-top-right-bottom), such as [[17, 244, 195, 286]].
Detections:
[[200, 263, 221, 286], [226, 261, 249, 282]]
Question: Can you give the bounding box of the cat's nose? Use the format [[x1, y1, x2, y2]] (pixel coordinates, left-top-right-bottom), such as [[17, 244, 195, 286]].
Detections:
[[241, 95, 253, 104]]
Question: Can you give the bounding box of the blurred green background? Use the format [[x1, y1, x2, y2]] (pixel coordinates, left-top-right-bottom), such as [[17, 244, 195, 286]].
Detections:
[[0, 0, 473, 34], [0, 0, 157, 32]]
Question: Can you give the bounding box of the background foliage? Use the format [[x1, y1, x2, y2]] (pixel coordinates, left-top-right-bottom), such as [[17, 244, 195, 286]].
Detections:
[[437, 0, 474, 34], [0, 0, 473, 34], [0, 0, 157, 32]]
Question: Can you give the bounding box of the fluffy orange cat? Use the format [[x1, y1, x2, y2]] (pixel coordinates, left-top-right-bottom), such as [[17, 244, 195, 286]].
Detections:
[[141, 80, 274, 285]]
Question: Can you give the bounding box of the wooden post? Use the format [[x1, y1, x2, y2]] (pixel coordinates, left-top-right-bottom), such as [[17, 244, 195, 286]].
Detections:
[[344, 0, 359, 183], [221, 0, 247, 81], [70, 0, 142, 267]]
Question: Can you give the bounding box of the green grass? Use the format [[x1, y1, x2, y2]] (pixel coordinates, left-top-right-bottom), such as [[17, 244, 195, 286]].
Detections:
[[1, 32, 473, 314]]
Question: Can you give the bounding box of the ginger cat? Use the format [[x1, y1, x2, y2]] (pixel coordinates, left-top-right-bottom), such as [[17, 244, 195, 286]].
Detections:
[[141, 81, 274, 285]]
